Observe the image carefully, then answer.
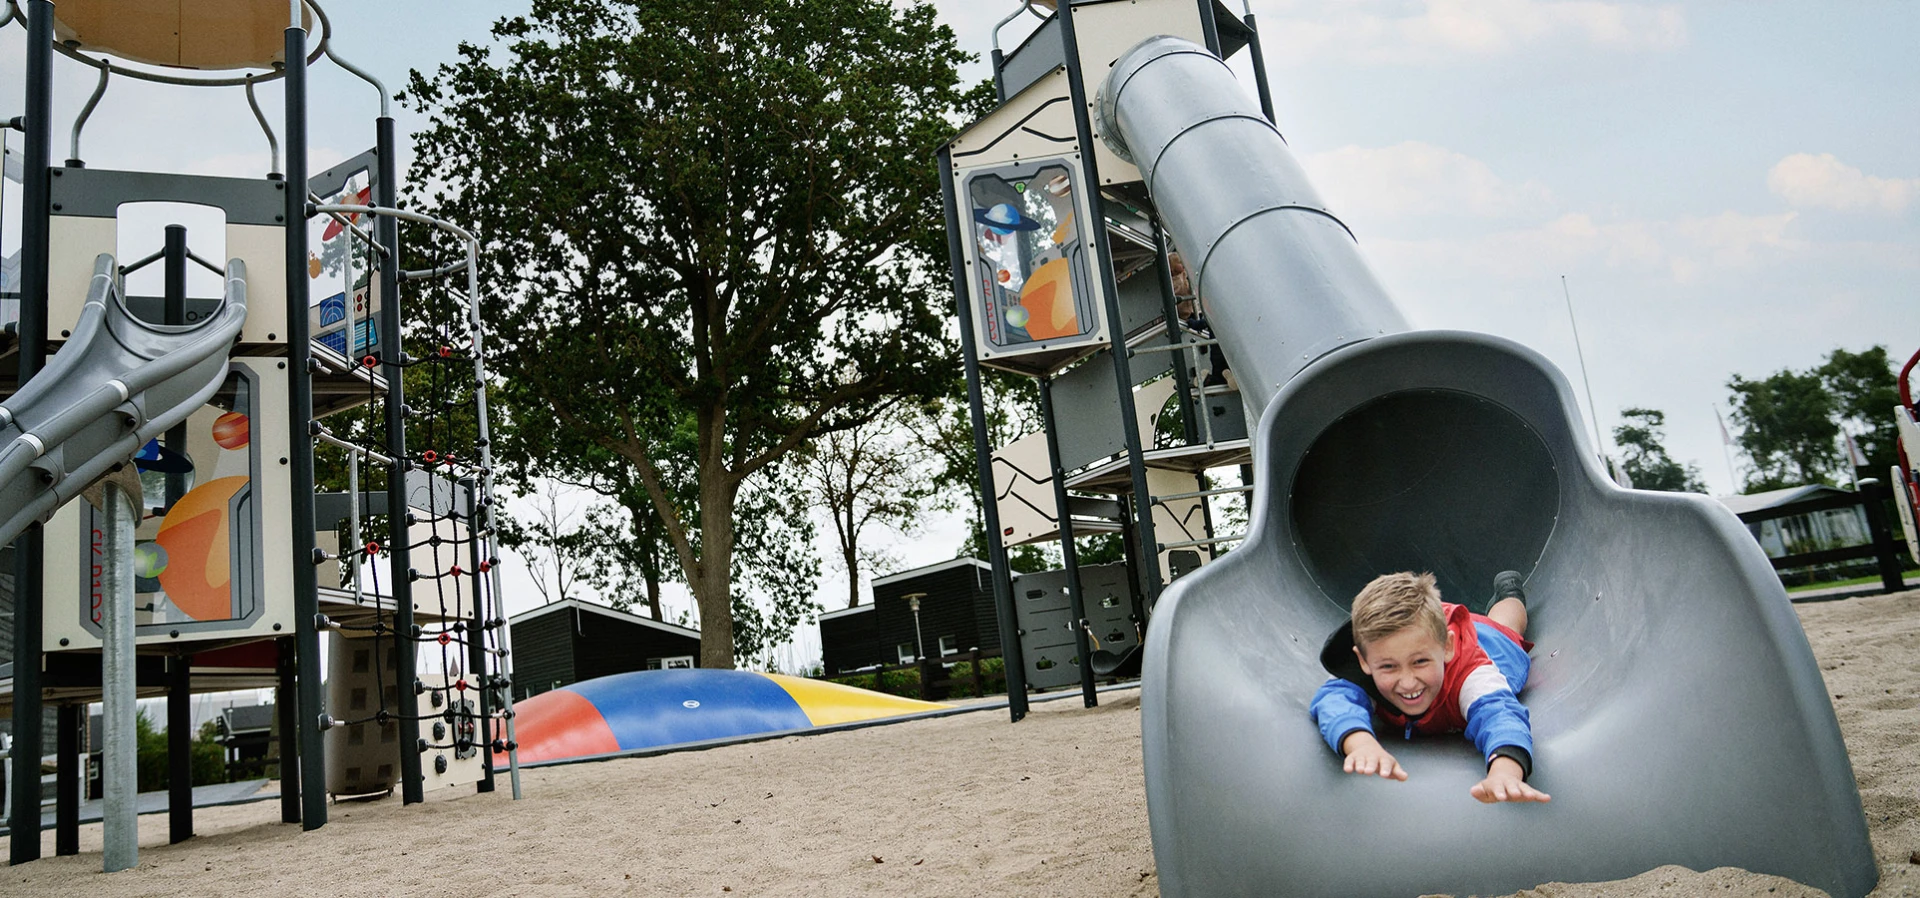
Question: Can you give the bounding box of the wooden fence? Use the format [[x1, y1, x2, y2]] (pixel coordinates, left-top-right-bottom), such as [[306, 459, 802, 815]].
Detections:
[[1735, 477, 1907, 592]]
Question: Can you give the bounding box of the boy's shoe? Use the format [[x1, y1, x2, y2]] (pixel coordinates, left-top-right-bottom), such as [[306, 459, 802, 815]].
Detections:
[[1492, 570, 1526, 605]]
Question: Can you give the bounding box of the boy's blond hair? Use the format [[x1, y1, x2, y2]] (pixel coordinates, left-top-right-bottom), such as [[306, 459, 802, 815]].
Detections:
[[1351, 572, 1446, 652]]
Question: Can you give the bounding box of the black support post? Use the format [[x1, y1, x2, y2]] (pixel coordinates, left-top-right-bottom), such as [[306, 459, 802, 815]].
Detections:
[[167, 655, 192, 842], [1243, 13, 1277, 124], [284, 20, 329, 832], [1859, 479, 1906, 594], [163, 224, 190, 510], [1038, 377, 1098, 707], [938, 146, 1028, 722], [463, 478, 495, 793], [276, 636, 299, 823], [375, 115, 425, 805], [1152, 219, 1198, 445], [1058, 4, 1163, 609], [55, 705, 80, 856], [10, 0, 54, 865]]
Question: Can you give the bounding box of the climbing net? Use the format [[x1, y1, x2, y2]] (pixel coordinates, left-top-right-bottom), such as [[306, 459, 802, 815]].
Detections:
[[307, 191, 520, 796]]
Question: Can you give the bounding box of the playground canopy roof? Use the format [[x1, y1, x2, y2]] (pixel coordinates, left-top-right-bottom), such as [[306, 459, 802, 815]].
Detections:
[[52, 0, 313, 71]]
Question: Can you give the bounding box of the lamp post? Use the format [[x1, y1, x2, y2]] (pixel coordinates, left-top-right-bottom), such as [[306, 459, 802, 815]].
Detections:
[[905, 593, 927, 662]]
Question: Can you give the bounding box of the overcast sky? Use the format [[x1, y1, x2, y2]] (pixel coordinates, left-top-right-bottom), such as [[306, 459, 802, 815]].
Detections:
[[4, 1, 1915, 664]]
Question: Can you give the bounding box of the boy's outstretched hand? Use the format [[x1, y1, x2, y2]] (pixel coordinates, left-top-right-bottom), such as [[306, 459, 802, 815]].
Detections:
[[1471, 756, 1551, 803], [1339, 731, 1408, 781]]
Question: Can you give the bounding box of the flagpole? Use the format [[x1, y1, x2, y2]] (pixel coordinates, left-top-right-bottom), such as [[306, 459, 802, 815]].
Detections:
[[1715, 406, 1739, 494]]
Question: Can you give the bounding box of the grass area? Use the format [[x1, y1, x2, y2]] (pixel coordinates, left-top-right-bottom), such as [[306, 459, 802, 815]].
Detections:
[[1786, 569, 1920, 593]]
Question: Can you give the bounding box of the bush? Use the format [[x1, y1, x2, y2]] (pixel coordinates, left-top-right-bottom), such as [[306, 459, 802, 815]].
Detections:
[[133, 710, 231, 792], [825, 655, 1009, 700]]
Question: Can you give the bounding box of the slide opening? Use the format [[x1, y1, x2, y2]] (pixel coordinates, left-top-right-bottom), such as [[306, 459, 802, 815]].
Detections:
[[1288, 389, 1561, 612]]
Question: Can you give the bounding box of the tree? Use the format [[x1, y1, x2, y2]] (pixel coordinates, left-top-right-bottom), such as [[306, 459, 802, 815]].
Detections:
[[1818, 346, 1900, 474], [1728, 368, 1838, 492], [404, 0, 968, 667], [910, 371, 1057, 573], [1727, 346, 1900, 493], [1612, 408, 1707, 493], [801, 415, 944, 608]]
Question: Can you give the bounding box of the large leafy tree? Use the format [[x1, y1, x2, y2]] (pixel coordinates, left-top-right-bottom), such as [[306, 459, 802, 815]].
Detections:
[[1818, 346, 1900, 474], [403, 0, 968, 667], [1728, 368, 1837, 491], [1727, 346, 1900, 493], [1612, 408, 1706, 493]]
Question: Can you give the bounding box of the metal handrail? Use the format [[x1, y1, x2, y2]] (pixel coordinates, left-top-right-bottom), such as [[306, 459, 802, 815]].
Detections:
[[990, 1, 1049, 56], [67, 64, 108, 164], [1159, 533, 1245, 551]]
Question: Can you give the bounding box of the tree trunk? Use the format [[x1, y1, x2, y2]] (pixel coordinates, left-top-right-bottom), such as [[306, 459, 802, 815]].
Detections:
[[646, 575, 662, 621], [692, 458, 738, 669], [845, 543, 860, 608]]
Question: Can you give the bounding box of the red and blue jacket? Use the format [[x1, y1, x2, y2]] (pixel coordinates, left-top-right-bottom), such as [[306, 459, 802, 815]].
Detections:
[[1310, 603, 1536, 777]]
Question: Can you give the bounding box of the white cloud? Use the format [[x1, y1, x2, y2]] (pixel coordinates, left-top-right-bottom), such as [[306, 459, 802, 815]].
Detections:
[[1365, 210, 1802, 285], [1767, 153, 1917, 214], [1261, 0, 1686, 65], [1302, 141, 1553, 220]]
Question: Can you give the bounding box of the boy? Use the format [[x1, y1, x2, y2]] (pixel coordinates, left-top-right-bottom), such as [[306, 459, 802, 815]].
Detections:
[[1310, 571, 1550, 804]]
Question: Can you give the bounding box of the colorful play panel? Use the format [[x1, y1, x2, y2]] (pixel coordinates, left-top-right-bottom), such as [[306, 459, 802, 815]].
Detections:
[[501, 669, 949, 765]]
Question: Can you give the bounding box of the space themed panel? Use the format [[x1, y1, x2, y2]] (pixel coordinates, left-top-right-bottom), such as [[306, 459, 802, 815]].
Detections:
[[962, 156, 1110, 365], [44, 358, 294, 649]]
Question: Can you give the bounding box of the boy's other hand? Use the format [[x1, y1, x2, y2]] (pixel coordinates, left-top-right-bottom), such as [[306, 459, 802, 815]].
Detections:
[[1339, 732, 1408, 781], [1471, 756, 1550, 803]]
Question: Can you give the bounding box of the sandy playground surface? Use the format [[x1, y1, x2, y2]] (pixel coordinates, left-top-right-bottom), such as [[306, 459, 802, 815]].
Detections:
[[7, 589, 1918, 897]]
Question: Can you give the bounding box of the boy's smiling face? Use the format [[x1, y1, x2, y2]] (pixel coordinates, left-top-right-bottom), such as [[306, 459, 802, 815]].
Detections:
[[1354, 625, 1455, 718]]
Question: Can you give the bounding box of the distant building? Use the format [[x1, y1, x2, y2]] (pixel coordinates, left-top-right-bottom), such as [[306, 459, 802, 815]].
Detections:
[[818, 558, 1001, 674], [216, 704, 276, 780], [507, 599, 702, 701], [1718, 485, 1870, 559]]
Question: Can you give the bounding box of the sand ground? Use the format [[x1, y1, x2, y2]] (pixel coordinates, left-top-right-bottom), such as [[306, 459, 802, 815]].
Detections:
[[7, 590, 1917, 897]]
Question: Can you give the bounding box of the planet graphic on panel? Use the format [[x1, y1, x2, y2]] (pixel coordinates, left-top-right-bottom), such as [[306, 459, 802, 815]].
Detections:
[[1018, 258, 1078, 339], [972, 202, 1042, 235], [154, 476, 248, 621], [1004, 305, 1031, 328], [134, 542, 169, 579], [212, 411, 250, 450]]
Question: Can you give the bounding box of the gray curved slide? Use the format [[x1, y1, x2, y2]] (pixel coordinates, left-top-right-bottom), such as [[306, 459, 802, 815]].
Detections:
[[1099, 37, 1876, 898], [0, 253, 247, 547]]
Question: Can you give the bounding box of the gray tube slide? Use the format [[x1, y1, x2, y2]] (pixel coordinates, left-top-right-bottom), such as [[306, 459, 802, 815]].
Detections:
[[0, 254, 247, 547], [1099, 36, 1875, 898]]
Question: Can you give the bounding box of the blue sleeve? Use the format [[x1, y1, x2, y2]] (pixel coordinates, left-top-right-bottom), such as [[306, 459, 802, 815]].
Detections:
[[1310, 677, 1375, 755], [1462, 688, 1534, 775]]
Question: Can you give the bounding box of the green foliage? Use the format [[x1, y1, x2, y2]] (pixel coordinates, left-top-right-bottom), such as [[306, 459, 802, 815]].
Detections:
[[1728, 346, 1899, 492], [133, 711, 230, 793], [403, 0, 973, 666], [826, 655, 1007, 699], [1819, 346, 1900, 473], [1612, 408, 1707, 493]]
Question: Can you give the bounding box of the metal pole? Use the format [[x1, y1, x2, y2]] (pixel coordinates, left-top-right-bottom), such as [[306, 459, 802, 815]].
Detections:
[[1038, 377, 1098, 707], [1560, 276, 1607, 461], [8, 0, 53, 864], [1151, 221, 1198, 446], [375, 113, 425, 806], [101, 481, 137, 873], [54, 705, 79, 855], [907, 593, 926, 661], [283, 19, 328, 832], [1243, 12, 1277, 124], [167, 655, 192, 842], [462, 478, 494, 794], [1059, 5, 1162, 610], [275, 636, 299, 823], [938, 145, 1028, 722]]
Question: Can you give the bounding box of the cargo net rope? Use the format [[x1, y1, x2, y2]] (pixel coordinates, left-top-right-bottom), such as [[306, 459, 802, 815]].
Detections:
[[308, 199, 520, 792]]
